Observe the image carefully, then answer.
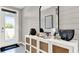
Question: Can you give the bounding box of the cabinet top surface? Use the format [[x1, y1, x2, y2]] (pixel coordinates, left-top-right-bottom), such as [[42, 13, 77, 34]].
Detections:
[[25, 35, 78, 47]]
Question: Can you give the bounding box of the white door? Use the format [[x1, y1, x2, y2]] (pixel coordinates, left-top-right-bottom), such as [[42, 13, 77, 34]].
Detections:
[[0, 8, 18, 43]]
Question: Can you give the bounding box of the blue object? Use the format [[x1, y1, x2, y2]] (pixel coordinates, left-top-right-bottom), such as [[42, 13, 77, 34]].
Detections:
[[0, 44, 19, 52], [59, 30, 75, 41]]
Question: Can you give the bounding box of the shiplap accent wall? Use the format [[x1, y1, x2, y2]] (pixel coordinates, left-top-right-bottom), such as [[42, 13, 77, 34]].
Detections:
[[22, 6, 39, 42], [41, 6, 79, 40], [41, 6, 58, 32], [59, 6, 79, 40], [21, 6, 79, 42]]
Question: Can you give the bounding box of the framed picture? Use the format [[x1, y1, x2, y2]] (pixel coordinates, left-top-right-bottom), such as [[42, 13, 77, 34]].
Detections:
[[45, 15, 53, 29]]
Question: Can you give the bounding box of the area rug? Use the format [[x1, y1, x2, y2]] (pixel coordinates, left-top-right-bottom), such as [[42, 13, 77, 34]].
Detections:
[[0, 44, 19, 52]]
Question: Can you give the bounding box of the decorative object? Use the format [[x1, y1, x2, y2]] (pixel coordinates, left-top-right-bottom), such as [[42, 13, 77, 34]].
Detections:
[[29, 28, 37, 35], [59, 29, 75, 41], [45, 15, 53, 29], [51, 28, 56, 36]]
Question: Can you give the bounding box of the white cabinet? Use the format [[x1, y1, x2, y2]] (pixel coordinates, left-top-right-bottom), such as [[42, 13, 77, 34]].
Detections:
[[25, 35, 78, 53]]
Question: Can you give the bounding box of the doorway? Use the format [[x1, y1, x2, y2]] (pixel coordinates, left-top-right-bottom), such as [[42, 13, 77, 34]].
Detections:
[[0, 8, 18, 43], [4, 14, 16, 42]]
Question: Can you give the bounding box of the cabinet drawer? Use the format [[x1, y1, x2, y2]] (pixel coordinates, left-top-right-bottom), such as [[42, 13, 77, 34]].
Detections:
[[31, 47, 37, 53], [26, 44, 30, 51], [26, 37, 30, 44], [52, 45, 69, 53], [40, 41, 48, 52], [31, 39, 37, 47]]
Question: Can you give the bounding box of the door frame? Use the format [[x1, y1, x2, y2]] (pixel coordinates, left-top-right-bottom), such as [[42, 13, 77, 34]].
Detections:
[[0, 7, 19, 42]]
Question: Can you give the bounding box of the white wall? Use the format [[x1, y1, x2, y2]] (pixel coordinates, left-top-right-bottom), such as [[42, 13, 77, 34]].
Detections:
[[41, 6, 79, 40], [41, 6, 58, 32], [59, 6, 79, 40], [22, 6, 39, 42]]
